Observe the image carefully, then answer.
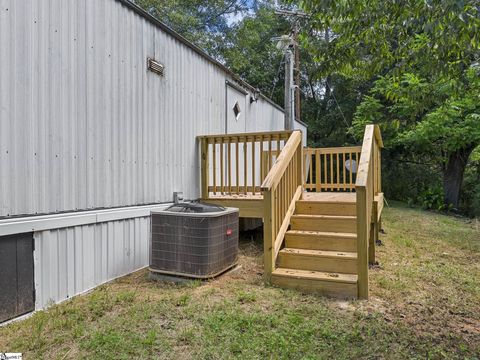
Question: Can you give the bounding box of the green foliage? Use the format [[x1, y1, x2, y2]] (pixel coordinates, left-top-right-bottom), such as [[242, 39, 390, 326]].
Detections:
[[296, 0, 480, 210], [222, 6, 290, 105], [133, 0, 251, 57], [298, 0, 480, 78], [351, 66, 480, 210], [415, 186, 454, 212]]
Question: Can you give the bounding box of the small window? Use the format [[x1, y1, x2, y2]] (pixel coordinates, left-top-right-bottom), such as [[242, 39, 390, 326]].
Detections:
[[233, 101, 241, 120]]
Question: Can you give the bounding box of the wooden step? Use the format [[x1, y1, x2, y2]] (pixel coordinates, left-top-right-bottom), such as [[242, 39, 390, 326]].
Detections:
[[295, 201, 356, 216], [285, 230, 357, 252], [277, 248, 357, 274], [271, 268, 357, 298], [290, 214, 357, 233]]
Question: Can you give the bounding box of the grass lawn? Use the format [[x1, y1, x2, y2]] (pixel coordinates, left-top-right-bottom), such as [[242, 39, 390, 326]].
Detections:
[[0, 202, 479, 359]]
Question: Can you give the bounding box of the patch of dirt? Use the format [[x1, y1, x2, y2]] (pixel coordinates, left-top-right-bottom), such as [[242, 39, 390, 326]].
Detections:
[[355, 283, 480, 351], [388, 298, 480, 347]]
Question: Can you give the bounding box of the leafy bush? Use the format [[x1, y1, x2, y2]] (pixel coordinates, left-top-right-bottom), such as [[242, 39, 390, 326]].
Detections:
[[417, 187, 450, 211]]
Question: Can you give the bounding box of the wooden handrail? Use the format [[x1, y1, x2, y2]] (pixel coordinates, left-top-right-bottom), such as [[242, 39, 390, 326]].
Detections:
[[355, 124, 383, 299], [262, 130, 303, 281]]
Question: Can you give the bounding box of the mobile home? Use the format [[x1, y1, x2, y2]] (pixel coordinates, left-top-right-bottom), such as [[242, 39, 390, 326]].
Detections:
[[0, 0, 306, 322]]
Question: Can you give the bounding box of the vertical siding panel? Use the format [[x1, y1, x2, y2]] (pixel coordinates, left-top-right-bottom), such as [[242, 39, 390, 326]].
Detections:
[[0, 1, 11, 216], [76, 0, 87, 211], [94, 223, 102, 285], [66, 227, 75, 299], [57, 228, 68, 301], [74, 226, 83, 293], [0, 0, 290, 217], [107, 221, 115, 279], [83, 224, 95, 289]]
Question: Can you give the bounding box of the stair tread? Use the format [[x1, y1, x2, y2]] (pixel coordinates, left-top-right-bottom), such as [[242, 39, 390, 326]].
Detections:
[[297, 200, 356, 205], [292, 214, 357, 220], [301, 193, 356, 203], [279, 248, 357, 259], [272, 268, 358, 284], [287, 230, 356, 238]]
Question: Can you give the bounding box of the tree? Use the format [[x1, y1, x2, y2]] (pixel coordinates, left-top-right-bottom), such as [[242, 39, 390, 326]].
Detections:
[[298, 0, 480, 208], [221, 5, 291, 105], [354, 69, 480, 208], [133, 0, 252, 57]]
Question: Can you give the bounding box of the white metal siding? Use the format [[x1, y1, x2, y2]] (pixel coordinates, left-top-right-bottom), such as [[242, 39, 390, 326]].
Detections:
[[33, 216, 150, 309], [0, 0, 285, 217]]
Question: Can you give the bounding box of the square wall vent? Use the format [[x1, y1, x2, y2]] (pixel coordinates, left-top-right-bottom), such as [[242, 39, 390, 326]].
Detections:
[[147, 58, 164, 76]]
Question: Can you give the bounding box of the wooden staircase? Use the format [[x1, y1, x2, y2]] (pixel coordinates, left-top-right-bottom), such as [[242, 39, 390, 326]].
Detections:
[[271, 194, 358, 298], [261, 125, 383, 300]]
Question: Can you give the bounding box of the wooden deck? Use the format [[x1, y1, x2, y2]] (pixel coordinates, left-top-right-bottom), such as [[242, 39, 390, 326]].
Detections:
[[206, 192, 364, 218], [199, 126, 384, 299]]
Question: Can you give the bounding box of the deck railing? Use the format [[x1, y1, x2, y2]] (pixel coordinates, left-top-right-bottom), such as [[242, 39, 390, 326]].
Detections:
[[355, 125, 383, 299], [198, 130, 292, 199], [261, 130, 303, 281], [303, 146, 362, 192]]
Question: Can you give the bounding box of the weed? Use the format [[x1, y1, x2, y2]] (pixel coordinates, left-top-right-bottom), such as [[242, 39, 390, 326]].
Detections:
[[236, 290, 256, 304]]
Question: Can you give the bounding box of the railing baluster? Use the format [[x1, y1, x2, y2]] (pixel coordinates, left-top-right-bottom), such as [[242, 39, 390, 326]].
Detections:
[[200, 138, 209, 199], [228, 138, 232, 194], [212, 140, 217, 194], [336, 152, 340, 192], [276, 136, 280, 159], [323, 153, 327, 192], [268, 136, 272, 173], [260, 137, 264, 184], [252, 138, 256, 194], [236, 138, 240, 195], [309, 153, 313, 190], [329, 153, 334, 192], [315, 150, 320, 192], [244, 138, 248, 195], [349, 151, 353, 192], [220, 138, 224, 194]]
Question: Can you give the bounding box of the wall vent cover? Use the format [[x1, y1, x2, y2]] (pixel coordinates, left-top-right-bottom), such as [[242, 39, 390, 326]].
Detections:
[[147, 58, 165, 76]]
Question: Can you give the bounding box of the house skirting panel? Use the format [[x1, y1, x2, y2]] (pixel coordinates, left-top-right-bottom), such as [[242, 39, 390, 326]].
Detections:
[[34, 216, 150, 310], [0, 204, 172, 313]]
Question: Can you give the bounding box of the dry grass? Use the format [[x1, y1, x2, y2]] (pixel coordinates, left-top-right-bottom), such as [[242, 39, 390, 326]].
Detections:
[[0, 202, 478, 359]]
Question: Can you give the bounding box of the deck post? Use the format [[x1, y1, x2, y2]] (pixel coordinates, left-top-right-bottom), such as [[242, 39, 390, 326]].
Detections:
[[369, 221, 376, 265], [356, 186, 369, 299], [200, 138, 209, 200], [263, 190, 275, 282]]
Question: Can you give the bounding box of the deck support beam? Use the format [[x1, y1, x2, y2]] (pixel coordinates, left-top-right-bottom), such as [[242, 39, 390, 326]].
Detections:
[[204, 198, 264, 218]]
